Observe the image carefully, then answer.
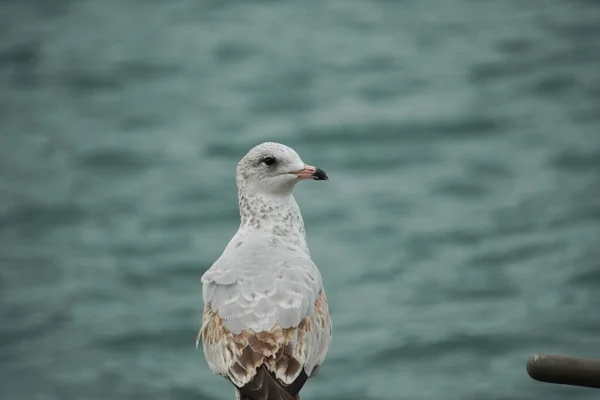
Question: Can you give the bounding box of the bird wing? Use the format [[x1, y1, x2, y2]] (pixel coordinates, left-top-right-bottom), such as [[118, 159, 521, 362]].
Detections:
[[198, 251, 331, 391]]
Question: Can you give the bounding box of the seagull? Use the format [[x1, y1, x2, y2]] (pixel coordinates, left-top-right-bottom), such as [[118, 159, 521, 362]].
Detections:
[[198, 142, 332, 400]]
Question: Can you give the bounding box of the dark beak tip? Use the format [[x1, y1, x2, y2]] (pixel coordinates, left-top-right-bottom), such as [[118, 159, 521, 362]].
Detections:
[[312, 168, 328, 181]]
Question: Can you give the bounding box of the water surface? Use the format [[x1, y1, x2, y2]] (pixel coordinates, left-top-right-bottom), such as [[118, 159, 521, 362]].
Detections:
[[1, 1, 600, 399]]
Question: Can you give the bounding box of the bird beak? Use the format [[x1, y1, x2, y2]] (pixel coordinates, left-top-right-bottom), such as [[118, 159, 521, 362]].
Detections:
[[292, 165, 329, 181]]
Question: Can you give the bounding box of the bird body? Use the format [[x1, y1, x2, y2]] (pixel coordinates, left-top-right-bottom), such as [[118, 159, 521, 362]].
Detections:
[[199, 142, 331, 400]]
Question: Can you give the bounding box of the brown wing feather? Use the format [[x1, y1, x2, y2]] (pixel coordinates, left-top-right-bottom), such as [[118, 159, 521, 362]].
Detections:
[[199, 291, 331, 394], [237, 366, 308, 400]]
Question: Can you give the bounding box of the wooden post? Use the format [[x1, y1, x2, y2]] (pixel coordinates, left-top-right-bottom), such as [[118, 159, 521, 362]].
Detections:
[[527, 354, 600, 389]]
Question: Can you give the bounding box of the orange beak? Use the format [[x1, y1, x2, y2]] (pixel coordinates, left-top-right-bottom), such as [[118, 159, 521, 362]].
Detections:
[[292, 165, 328, 181]]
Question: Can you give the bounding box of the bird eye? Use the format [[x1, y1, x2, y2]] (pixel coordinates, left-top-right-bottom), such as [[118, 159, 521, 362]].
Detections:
[[262, 157, 276, 166]]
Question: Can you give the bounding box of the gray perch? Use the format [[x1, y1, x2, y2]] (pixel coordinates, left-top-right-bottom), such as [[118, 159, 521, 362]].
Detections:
[[527, 354, 600, 389]]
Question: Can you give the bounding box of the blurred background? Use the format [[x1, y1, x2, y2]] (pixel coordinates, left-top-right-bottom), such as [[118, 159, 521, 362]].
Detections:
[[1, 1, 599, 399]]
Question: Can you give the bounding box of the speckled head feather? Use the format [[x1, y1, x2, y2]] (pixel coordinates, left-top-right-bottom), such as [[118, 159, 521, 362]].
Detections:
[[236, 142, 307, 196], [235, 142, 327, 244]]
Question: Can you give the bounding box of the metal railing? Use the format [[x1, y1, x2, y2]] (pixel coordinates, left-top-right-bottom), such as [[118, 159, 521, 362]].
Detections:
[[526, 354, 600, 390]]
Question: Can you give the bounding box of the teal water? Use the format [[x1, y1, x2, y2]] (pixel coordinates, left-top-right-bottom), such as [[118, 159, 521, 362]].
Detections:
[[1, 1, 600, 399]]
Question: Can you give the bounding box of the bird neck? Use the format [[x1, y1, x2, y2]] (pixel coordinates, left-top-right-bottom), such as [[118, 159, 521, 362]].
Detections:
[[237, 188, 308, 251]]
